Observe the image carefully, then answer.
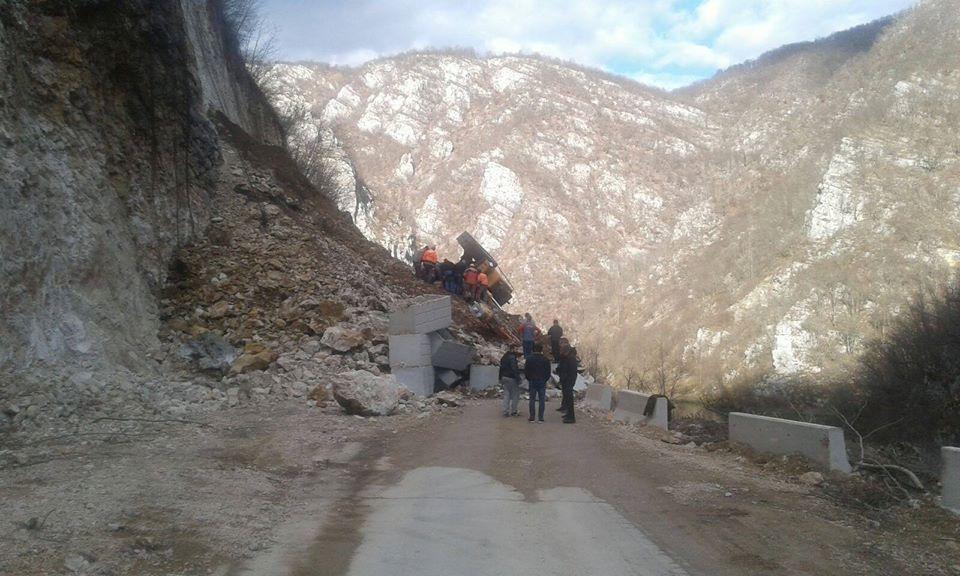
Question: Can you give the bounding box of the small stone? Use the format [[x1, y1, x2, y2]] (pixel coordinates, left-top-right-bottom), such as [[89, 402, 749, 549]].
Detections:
[[64, 553, 93, 572], [230, 348, 278, 374], [798, 471, 824, 486], [206, 300, 230, 319], [226, 387, 240, 407], [308, 385, 329, 403], [301, 339, 322, 355], [320, 325, 368, 352]]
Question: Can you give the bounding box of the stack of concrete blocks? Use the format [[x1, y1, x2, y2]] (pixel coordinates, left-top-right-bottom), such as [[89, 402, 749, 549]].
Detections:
[[583, 384, 615, 412], [728, 413, 852, 473], [389, 296, 472, 397], [613, 390, 668, 430], [943, 447, 959, 515]]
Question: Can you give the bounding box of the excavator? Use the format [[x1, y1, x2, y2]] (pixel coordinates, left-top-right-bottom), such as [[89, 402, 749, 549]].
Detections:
[[456, 232, 514, 308]]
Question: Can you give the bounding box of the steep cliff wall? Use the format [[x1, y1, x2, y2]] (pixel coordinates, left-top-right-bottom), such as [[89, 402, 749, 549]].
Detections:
[[0, 1, 281, 388]]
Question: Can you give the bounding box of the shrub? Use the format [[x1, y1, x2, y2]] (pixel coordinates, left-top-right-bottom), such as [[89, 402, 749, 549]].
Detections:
[[847, 284, 960, 445]]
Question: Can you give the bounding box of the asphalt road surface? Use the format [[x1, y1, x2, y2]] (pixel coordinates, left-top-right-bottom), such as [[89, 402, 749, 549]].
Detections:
[[235, 400, 906, 576]]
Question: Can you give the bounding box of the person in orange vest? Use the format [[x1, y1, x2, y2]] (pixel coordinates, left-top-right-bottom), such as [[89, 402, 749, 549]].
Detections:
[[462, 263, 479, 300], [476, 268, 490, 302], [420, 246, 439, 282]]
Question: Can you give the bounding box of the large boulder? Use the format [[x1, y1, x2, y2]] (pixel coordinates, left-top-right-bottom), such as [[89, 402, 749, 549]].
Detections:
[[332, 371, 401, 416], [321, 324, 368, 352]]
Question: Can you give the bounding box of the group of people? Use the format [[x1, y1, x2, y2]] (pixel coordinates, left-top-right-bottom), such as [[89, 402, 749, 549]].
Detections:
[[499, 315, 578, 424], [413, 245, 491, 303]]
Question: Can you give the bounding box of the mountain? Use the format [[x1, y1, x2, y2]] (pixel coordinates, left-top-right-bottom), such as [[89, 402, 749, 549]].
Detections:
[[270, 0, 960, 391]]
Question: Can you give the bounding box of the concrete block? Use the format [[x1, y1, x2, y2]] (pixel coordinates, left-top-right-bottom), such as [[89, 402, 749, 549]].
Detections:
[[583, 384, 614, 412], [392, 366, 435, 397], [574, 374, 588, 392], [388, 334, 433, 368], [389, 296, 452, 335], [942, 446, 960, 515], [431, 340, 474, 371], [729, 413, 852, 473], [613, 390, 668, 430], [469, 365, 499, 391], [436, 369, 460, 388]]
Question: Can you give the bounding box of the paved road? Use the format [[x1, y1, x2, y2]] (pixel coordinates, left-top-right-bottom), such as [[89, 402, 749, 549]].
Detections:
[[239, 400, 889, 576], [342, 466, 686, 575]]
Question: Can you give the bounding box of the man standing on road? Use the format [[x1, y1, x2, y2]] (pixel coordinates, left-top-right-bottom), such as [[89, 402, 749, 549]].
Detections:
[[519, 313, 539, 358], [524, 342, 551, 422], [547, 319, 563, 361], [499, 346, 521, 417], [557, 340, 579, 424]]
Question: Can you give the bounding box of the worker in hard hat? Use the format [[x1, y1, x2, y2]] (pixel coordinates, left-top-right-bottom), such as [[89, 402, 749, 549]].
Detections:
[[463, 262, 479, 300], [420, 246, 439, 283], [476, 268, 490, 302]]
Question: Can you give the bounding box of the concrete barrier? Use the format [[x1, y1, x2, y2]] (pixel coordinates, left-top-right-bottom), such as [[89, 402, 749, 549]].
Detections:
[[613, 391, 668, 430], [388, 334, 433, 368], [469, 365, 499, 391], [728, 413, 852, 473], [392, 366, 435, 397], [389, 296, 452, 335], [583, 384, 614, 411], [943, 447, 960, 515]]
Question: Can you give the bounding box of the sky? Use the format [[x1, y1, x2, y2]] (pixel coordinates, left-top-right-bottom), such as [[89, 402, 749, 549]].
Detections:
[[258, 0, 917, 90]]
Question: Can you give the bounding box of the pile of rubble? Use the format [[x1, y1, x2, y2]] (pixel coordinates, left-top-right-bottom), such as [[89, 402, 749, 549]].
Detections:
[[2, 124, 513, 435], [154, 138, 514, 418]]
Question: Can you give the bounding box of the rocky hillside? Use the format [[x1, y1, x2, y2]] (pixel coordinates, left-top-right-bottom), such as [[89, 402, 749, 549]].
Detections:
[[0, 0, 504, 432], [271, 0, 960, 390]]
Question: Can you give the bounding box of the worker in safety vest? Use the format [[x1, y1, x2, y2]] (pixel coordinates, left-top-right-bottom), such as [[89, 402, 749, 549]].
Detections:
[[463, 263, 479, 300], [421, 246, 439, 282], [476, 269, 490, 302]]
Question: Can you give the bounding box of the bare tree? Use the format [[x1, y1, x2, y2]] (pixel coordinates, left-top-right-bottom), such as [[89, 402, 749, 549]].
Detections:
[[649, 340, 686, 397], [221, 0, 279, 89]]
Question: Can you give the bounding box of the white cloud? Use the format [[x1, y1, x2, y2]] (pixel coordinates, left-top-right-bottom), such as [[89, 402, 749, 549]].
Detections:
[[263, 0, 918, 89]]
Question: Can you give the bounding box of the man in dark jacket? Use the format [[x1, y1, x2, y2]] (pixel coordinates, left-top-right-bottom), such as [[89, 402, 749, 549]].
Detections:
[[499, 347, 521, 417], [557, 341, 579, 423], [547, 319, 563, 361], [524, 342, 552, 422]]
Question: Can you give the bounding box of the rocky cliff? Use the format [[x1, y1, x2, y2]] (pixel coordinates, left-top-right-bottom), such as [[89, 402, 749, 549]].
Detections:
[[272, 0, 960, 390]]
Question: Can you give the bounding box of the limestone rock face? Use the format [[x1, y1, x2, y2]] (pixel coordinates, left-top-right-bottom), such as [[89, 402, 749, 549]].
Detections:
[[332, 370, 401, 416]]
